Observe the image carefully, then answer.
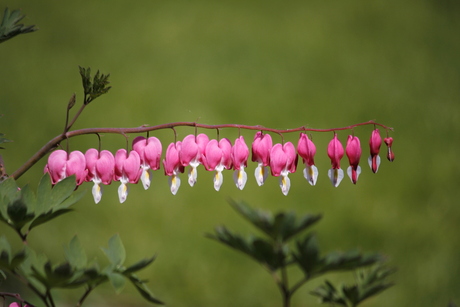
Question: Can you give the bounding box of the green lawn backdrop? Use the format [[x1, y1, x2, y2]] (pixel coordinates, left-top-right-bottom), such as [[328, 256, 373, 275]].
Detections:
[[1, 1, 459, 306]]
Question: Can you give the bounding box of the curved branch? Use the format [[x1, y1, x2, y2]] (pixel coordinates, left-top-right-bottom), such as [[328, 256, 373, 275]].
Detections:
[[10, 120, 393, 180]]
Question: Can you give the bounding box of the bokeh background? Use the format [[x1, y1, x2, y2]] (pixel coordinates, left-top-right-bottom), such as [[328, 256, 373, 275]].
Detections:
[[1, 0, 459, 306]]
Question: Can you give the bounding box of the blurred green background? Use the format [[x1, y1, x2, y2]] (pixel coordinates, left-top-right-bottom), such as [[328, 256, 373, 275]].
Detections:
[[1, 0, 459, 306]]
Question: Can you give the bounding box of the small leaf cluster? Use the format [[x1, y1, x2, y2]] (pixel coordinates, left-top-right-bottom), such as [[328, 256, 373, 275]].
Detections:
[[0, 174, 85, 242], [0, 175, 162, 306], [0, 7, 37, 44], [78, 66, 111, 104], [208, 200, 393, 307], [310, 264, 396, 307]]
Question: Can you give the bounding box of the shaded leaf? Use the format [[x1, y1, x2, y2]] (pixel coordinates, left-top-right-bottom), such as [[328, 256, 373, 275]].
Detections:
[[123, 256, 156, 274], [36, 174, 52, 214], [0, 7, 38, 43], [228, 200, 321, 242], [102, 234, 126, 267], [28, 208, 73, 231], [64, 235, 87, 270], [129, 274, 164, 305], [107, 271, 126, 294]]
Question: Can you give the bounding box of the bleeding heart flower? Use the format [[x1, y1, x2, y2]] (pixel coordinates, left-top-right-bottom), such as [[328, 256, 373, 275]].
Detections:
[[327, 134, 344, 187], [368, 129, 382, 173], [345, 135, 362, 184], [180, 134, 209, 187], [232, 136, 249, 190], [251, 131, 273, 186], [203, 138, 232, 191], [132, 136, 162, 190], [85, 149, 115, 203], [114, 149, 141, 203], [384, 137, 395, 162], [297, 133, 318, 186], [163, 142, 185, 195], [44, 150, 87, 185], [270, 142, 297, 195]]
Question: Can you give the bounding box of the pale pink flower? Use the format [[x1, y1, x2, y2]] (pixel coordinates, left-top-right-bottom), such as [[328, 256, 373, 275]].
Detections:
[[180, 134, 209, 186], [345, 135, 362, 184], [232, 136, 249, 190], [270, 142, 297, 195], [132, 136, 162, 190], [327, 134, 344, 187], [251, 132, 273, 186], [163, 142, 184, 195], [203, 138, 233, 191], [85, 149, 115, 203], [114, 149, 141, 203], [44, 150, 87, 185], [297, 133, 318, 186]]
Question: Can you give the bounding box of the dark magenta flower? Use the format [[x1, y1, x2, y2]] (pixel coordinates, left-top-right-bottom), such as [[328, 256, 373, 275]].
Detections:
[[297, 133, 318, 186], [345, 135, 362, 184], [114, 149, 141, 203], [251, 131, 273, 186], [180, 133, 209, 187], [203, 138, 233, 191], [384, 137, 395, 162], [132, 136, 162, 190], [85, 149, 115, 203], [368, 129, 382, 173], [44, 149, 87, 185], [232, 136, 249, 190], [269, 142, 297, 195], [163, 142, 185, 195], [327, 134, 344, 187]]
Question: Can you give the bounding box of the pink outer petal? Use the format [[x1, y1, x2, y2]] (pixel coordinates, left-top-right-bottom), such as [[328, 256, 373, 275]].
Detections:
[[369, 129, 382, 155], [270, 142, 297, 176], [232, 136, 249, 170], [45, 150, 68, 184], [203, 138, 233, 171], [180, 134, 210, 166], [297, 133, 316, 166], [133, 136, 162, 170], [345, 135, 362, 168], [327, 134, 344, 169], [97, 150, 115, 184], [65, 151, 87, 185], [114, 149, 141, 183], [180, 134, 199, 166], [251, 132, 272, 166], [85, 148, 99, 181], [163, 142, 184, 176]]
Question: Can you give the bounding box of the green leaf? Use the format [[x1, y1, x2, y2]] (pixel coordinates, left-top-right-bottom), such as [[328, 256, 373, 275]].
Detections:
[[10, 249, 27, 269], [49, 175, 77, 208], [20, 184, 37, 214], [28, 208, 73, 231], [0, 7, 38, 43], [64, 236, 87, 270], [7, 197, 34, 230], [107, 271, 126, 294], [228, 200, 322, 242], [0, 236, 11, 268], [207, 226, 287, 271], [129, 275, 164, 305], [102, 234, 126, 267], [294, 233, 320, 277], [53, 187, 85, 211], [36, 174, 52, 214], [123, 256, 156, 274]]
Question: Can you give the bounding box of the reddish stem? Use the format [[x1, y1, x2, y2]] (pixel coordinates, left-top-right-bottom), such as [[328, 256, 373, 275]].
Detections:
[[10, 120, 393, 180]]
